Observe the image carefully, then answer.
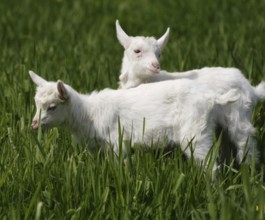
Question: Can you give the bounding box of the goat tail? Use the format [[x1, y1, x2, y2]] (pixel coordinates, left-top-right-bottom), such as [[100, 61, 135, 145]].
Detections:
[[215, 89, 240, 105], [254, 81, 265, 101]]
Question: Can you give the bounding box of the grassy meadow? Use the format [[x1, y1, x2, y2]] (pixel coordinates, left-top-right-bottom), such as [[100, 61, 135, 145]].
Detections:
[[1, 0, 265, 219]]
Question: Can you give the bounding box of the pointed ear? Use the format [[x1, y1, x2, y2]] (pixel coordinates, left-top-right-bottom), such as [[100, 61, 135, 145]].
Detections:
[[29, 70, 47, 86], [57, 80, 68, 101], [116, 20, 131, 49], [157, 27, 170, 51]]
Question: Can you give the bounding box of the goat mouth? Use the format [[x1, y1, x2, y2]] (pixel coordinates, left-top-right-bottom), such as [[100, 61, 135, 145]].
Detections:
[[32, 123, 48, 130], [148, 68, 160, 74], [32, 124, 39, 130]]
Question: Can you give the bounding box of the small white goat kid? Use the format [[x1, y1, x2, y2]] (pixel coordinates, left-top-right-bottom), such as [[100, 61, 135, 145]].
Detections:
[[29, 71, 242, 170], [116, 20, 265, 163], [116, 20, 265, 99], [116, 20, 170, 89]]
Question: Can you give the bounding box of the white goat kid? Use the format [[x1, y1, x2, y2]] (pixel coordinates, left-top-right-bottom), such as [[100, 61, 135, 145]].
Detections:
[[116, 21, 265, 163], [116, 20, 170, 89], [29, 71, 240, 171]]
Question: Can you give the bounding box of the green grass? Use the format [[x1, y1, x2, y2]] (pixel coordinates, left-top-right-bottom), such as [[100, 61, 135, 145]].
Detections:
[[1, 0, 265, 219]]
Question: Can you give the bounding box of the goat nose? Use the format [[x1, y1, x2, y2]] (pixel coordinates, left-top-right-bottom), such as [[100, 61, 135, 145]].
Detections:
[[31, 120, 38, 128], [152, 62, 160, 70]]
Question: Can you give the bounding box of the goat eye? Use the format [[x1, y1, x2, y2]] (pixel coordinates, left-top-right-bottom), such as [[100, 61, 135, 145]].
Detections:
[[47, 105, 57, 111], [134, 49, 141, 54]]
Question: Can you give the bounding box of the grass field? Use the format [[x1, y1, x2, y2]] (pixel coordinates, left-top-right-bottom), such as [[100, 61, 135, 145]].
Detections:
[[1, 0, 265, 219]]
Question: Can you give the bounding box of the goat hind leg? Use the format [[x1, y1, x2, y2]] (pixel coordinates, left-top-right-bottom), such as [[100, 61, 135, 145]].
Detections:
[[229, 119, 259, 164]]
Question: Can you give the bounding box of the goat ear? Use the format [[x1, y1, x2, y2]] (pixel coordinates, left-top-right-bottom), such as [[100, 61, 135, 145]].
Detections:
[[57, 80, 68, 101], [157, 27, 170, 50], [116, 20, 131, 49], [29, 70, 47, 86]]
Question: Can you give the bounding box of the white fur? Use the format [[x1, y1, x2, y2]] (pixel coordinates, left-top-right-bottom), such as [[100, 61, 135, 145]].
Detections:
[[116, 21, 265, 106], [116, 20, 170, 89], [116, 22, 264, 163], [29, 71, 244, 170]]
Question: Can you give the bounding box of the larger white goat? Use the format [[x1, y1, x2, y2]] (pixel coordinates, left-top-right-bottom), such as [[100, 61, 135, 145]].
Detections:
[[116, 20, 265, 163], [29, 71, 242, 171]]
